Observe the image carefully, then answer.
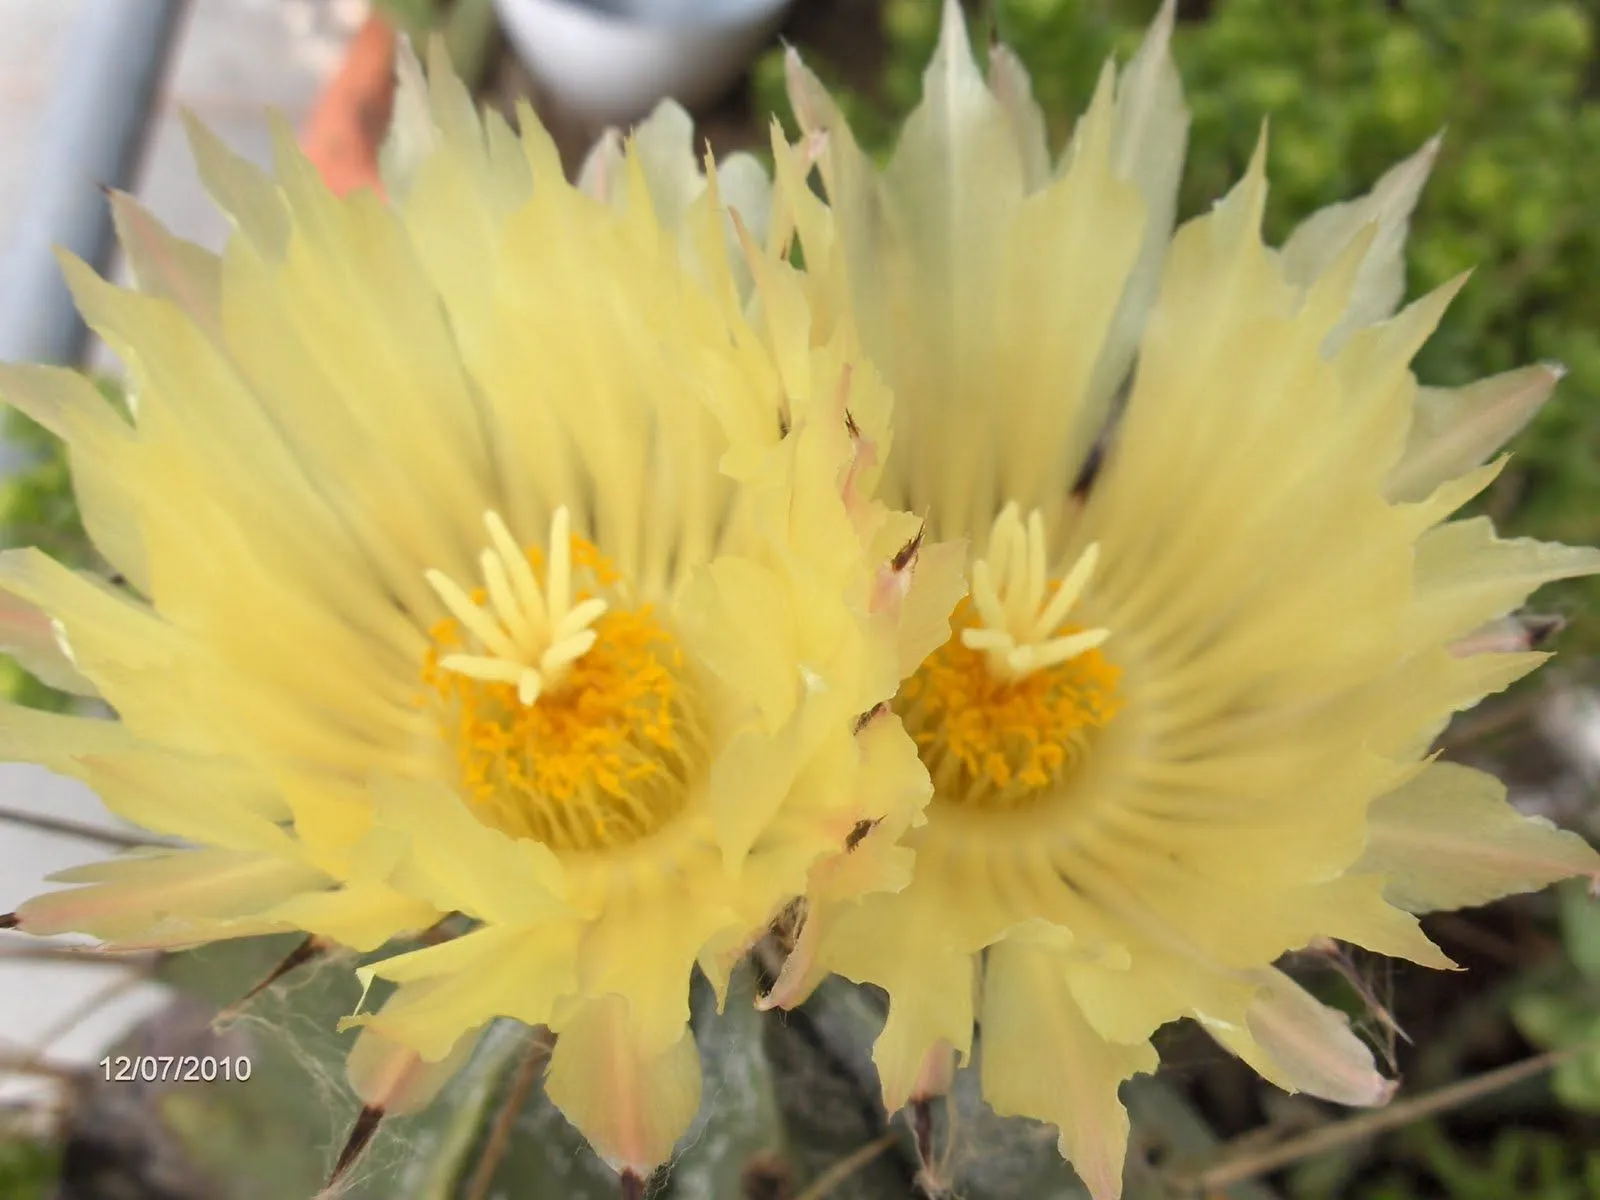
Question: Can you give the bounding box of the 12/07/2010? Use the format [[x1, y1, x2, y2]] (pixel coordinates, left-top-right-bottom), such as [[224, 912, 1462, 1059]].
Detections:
[[100, 1054, 251, 1082]]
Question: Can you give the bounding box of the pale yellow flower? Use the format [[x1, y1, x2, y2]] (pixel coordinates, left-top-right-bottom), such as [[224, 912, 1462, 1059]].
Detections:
[[0, 50, 957, 1171], [767, 4, 1600, 1196]]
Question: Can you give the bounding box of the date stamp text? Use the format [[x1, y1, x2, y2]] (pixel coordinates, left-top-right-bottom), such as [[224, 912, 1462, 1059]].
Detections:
[[99, 1054, 253, 1083]]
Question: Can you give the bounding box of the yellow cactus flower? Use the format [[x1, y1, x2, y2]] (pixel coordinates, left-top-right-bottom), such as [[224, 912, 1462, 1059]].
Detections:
[[0, 49, 958, 1175], [767, 3, 1600, 1196]]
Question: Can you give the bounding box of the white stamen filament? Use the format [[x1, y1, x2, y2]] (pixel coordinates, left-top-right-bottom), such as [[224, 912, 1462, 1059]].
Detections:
[[426, 506, 608, 707], [50, 618, 77, 666], [960, 502, 1110, 681]]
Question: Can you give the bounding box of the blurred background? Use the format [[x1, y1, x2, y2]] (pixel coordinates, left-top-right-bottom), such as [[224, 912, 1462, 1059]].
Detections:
[[1, 1, 1599, 1197]]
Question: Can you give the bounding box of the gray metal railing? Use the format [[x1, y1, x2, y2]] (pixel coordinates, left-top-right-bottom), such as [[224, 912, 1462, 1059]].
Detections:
[[0, 0, 187, 371]]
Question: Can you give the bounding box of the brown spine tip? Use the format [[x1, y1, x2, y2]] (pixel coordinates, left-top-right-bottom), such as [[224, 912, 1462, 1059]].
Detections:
[[768, 896, 806, 951], [1523, 613, 1567, 648], [620, 1170, 648, 1200], [417, 914, 460, 945], [844, 818, 879, 853], [912, 1097, 936, 1168], [844, 407, 861, 439], [0, 912, 18, 930], [852, 701, 889, 735], [1071, 435, 1107, 500], [891, 523, 925, 573], [327, 1104, 385, 1189], [218, 934, 325, 1022]]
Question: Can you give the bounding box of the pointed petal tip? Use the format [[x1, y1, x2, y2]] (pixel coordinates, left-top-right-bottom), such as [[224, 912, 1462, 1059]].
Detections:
[[1149, 0, 1177, 46], [1251, 120, 1270, 170], [1386, 131, 1443, 190], [1366, 1076, 1401, 1107], [932, 0, 978, 74], [783, 48, 831, 131], [176, 104, 204, 140], [424, 31, 453, 78]]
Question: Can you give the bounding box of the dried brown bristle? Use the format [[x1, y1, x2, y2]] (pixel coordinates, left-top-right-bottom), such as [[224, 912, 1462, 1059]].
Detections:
[[845, 818, 879, 852], [218, 934, 325, 1022], [852, 701, 889, 735], [327, 1104, 385, 1190], [891, 524, 925, 572]]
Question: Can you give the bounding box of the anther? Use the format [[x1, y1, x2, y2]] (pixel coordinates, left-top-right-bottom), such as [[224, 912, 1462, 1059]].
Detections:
[[960, 505, 1110, 682], [424, 507, 610, 707]]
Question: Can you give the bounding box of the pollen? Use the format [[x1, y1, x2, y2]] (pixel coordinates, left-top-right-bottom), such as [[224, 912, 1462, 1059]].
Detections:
[[896, 505, 1121, 811], [420, 509, 703, 851]]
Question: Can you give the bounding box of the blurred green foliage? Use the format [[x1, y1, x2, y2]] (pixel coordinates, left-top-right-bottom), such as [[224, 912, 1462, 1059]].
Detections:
[[0, 378, 122, 711], [754, 0, 1600, 647], [1512, 879, 1600, 1112], [0, 1138, 59, 1200], [1364, 1122, 1600, 1199], [368, 0, 499, 86]]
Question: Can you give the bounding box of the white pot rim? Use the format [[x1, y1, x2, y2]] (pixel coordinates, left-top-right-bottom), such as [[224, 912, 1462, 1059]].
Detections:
[[497, 0, 792, 34]]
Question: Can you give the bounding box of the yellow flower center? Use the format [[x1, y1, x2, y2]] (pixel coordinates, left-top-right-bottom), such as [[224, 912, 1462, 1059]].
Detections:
[[895, 504, 1121, 811], [420, 509, 703, 851]]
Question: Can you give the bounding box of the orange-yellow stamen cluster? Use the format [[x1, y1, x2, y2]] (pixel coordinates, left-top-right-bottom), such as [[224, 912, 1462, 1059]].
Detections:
[[898, 602, 1121, 810], [896, 504, 1122, 811], [420, 511, 701, 852]]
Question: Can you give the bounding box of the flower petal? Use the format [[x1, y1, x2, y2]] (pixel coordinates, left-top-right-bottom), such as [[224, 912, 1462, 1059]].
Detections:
[[0, 363, 147, 594], [1388, 364, 1563, 503], [78, 746, 295, 852], [362, 774, 567, 924], [987, 44, 1050, 189], [1209, 966, 1394, 1106], [108, 191, 222, 335], [1281, 135, 1440, 352], [354, 923, 580, 1061], [263, 882, 438, 953], [816, 892, 978, 1114], [981, 941, 1157, 1200], [346, 1020, 483, 1116], [544, 993, 702, 1174], [0, 590, 96, 696], [1411, 516, 1600, 645], [19, 848, 329, 948], [0, 703, 135, 777], [1085, 0, 1188, 412], [1359, 761, 1600, 912]]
